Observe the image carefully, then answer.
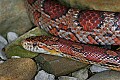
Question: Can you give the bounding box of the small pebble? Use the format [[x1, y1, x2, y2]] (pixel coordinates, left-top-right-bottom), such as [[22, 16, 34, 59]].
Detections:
[[0, 35, 8, 45], [90, 65, 109, 73], [72, 67, 88, 80], [0, 51, 7, 60], [7, 32, 18, 43], [35, 70, 55, 80], [0, 41, 7, 60], [0, 60, 4, 64], [11, 56, 21, 58], [58, 76, 79, 80], [0, 42, 5, 50]]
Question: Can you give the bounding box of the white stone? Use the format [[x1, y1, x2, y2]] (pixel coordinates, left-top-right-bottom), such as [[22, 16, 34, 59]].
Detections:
[[0, 42, 7, 60], [35, 70, 55, 80], [90, 65, 109, 73], [0, 51, 7, 60], [58, 76, 79, 80], [0, 42, 6, 50], [0, 35, 7, 60], [7, 32, 18, 43], [0, 60, 4, 64], [72, 67, 88, 80], [0, 35, 8, 45], [11, 56, 21, 58]]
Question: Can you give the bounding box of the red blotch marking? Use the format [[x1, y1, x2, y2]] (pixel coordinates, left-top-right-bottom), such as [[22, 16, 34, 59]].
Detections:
[[43, 0, 69, 19], [49, 27, 58, 36], [79, 10, 103, 31], [106, 50, 118, 56], [33, 10, 41, 26], [82, 45, 107, 62]]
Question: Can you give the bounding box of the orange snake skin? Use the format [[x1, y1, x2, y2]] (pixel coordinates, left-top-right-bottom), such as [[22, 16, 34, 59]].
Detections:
[[23, 0, 120, 71]]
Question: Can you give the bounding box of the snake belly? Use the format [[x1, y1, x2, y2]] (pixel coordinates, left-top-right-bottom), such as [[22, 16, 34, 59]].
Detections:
[[22, 35, 120, 71], [25, 0, 120, 45]]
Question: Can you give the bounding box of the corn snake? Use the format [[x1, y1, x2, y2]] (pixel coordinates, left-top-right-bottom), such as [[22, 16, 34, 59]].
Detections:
[[23, 0, 120, 71]]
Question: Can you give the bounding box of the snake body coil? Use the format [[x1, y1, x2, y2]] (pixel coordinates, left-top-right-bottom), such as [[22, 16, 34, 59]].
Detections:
[[25, 0, 120, 45], [23, 0, 120, 71]]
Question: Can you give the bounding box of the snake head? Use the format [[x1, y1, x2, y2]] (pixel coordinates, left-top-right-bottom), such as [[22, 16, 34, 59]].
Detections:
[[21, 36, 48, 53], [21, 35, 65, 56]]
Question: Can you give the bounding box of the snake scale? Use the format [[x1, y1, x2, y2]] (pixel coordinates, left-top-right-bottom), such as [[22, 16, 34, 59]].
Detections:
[[23, 0, 120, 71]]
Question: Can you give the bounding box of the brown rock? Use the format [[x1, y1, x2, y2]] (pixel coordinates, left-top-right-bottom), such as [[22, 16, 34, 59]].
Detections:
[[35, 54, 88, 76], [0, 58, 37, 80], [59, 0, 120, 12], [0, 0, 33, 37]]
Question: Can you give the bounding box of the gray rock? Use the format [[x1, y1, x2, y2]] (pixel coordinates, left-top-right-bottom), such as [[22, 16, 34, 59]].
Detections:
[[0, 36, 7, 60], [72, 67, 88, 80], [0, 35, 8, 45], [35, 70, 55, 80], [0, 42, 5, 50], [0, 0, 33, 37], [58, 76, 79, 80], [35, 54, 88, 76], [87, 70, 120, 80], [90, 65, 109, 73], [7, 32, 18, 43], [0, 58, 37, 80], [0, 51, 7, 60]]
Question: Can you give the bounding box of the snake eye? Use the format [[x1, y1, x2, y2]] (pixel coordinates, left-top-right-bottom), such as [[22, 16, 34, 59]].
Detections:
[[33, 42, 37, 46]]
